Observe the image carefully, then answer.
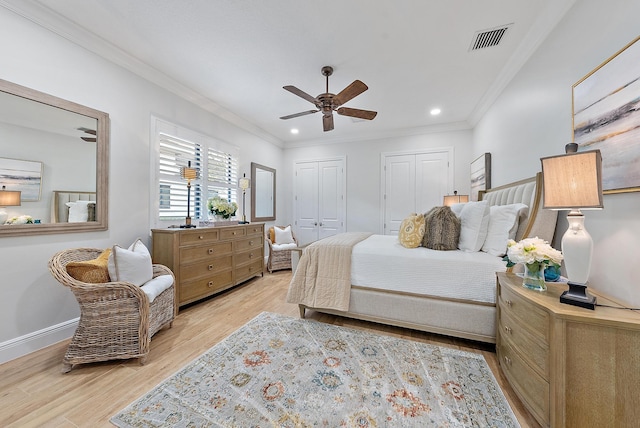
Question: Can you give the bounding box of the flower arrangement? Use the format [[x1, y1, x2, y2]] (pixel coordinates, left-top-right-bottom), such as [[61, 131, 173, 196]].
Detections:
[[503, 237, 563, 268], [5, 215, 34, 225], [207, 195, 238, 219]]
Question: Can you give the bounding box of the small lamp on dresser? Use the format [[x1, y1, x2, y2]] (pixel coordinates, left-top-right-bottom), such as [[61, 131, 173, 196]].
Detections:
[[540, 145, 603, 309], [0, 185, 21, 224], [180, 160, 199, 228], [238, 174, 250, 224]]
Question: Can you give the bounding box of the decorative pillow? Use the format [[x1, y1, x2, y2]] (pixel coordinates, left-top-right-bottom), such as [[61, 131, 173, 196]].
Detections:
[[274, 225, 295, 245], [422, 206, 461, 250], [66, 249, 111, 283], [65, 200, 96, 223], [107, 238, 153, 286], [456, 200, 490, 252], [481, 203, 529, 256], [398, 213, 425, 248]]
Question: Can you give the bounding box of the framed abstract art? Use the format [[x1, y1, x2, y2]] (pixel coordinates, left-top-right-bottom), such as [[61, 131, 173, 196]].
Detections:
[[0, 157, 43, 201], [573, 35, 640, 194], [470, 153, 491, 201]]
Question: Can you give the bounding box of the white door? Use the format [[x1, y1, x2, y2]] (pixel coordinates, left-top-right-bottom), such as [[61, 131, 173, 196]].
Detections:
[[294, 159, 345, 245], [383, 150, 451, 235]]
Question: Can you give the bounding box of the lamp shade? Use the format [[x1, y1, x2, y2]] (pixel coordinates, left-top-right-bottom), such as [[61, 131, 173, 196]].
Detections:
[[541, 150, 603, 210], [180, 161, 199, 181], [239, 177, 250, 190], [0, 187, 21, 207], [443, 192, 469, 206]]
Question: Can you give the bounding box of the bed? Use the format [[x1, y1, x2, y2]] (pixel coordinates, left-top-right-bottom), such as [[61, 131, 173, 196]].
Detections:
[[51, 191, 97, 223], [287, 173, 557, 344]]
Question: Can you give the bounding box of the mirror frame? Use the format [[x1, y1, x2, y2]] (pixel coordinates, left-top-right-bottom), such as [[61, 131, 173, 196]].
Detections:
[[0, 79, 109, 237], [250, 162, 276, 222]]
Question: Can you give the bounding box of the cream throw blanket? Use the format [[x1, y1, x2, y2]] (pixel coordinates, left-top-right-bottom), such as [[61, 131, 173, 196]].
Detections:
[[286, 232, 372, 312]]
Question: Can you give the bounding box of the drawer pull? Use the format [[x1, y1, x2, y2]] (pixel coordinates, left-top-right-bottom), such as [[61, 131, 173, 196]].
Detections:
[[249, 253, 254, 258], [505, 299, 512, 307], [208, 248, 214, 255], [249, 240, 254, 245], [232, 231, 237, 235], [199, 235, 204, 240], [208, 264, 214, 270], [208, 281, 214, 288], [504, 325, 512, 334], [503, 356, 512, 366]]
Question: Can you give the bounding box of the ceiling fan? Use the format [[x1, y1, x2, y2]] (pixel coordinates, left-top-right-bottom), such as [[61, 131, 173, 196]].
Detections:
[[280, 66, 377, 132]]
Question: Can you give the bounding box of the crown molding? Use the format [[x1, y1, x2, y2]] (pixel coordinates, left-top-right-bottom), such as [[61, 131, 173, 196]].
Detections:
[[0, 0, 284, 148]]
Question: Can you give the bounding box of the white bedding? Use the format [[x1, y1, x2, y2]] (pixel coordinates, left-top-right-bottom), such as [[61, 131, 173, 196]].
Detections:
[[351, 235, 507, 304]]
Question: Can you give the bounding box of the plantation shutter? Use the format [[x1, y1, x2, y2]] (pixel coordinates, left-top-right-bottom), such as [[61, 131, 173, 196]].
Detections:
[[207, 146, 239, 207]]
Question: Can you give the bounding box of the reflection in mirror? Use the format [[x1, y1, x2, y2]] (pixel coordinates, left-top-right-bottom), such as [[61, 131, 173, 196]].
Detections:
[[251, 162, 276, 222], [0, 79, 109, 237]]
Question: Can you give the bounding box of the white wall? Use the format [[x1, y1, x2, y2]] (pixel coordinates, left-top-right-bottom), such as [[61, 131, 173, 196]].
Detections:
[[282, 129, 473, 234], [0, 8, 283, 361], [474, 0, 640, 306]]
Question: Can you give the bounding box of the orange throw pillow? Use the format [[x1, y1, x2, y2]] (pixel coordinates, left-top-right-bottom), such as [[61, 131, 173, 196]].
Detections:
[[66, 249, 111, 283]]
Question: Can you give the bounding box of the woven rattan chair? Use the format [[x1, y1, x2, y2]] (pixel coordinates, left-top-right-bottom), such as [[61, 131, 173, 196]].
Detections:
[[266, 226, 298, 273], [48, 248, 176, 373]]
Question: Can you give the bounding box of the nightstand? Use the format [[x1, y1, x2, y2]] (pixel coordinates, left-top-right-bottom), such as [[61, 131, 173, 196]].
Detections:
[[496, 272, 640, 428]]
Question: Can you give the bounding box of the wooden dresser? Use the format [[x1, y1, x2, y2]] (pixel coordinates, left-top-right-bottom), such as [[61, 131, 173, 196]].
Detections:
[[151, 223, 264, 311], [496, 272, 640, 427]]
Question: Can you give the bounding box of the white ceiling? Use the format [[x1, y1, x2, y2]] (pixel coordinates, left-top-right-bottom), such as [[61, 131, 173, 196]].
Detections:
[[7, 0, 575, 146]]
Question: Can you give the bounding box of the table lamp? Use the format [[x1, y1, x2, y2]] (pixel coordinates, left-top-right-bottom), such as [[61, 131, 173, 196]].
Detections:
[[238, 174, 250, 224], [0, 185, 21, 224], [443, 191, 469, 206], [180, 161, 199, 228], [540, 147, 603, 309]]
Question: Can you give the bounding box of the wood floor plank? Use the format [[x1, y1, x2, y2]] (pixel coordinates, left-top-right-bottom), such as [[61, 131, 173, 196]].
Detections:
[[0, 270, 538, 427]]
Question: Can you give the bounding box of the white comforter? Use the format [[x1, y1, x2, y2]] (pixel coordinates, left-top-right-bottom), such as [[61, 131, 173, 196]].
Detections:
[[351, 235, 507, 304]]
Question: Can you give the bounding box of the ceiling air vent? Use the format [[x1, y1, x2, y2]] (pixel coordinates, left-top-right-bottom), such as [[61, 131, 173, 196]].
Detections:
[[469, 24, 513, 51]]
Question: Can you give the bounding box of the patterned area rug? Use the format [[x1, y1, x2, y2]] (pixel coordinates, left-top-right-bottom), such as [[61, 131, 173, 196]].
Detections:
[[111, 312, 519, 427]]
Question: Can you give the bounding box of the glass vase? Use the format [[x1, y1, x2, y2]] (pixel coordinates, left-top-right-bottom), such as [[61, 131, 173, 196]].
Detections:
[[522, 262, 546, 291]]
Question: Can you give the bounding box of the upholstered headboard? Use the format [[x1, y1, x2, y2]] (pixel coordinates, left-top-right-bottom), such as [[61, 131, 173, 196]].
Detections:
[[480, 172, 557, 243], [52, 191, 97, 223]]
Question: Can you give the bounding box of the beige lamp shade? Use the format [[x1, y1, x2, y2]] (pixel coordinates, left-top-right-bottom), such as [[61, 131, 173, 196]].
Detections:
[[180, 161, 199, 182], [541, 150, 603, 210], [239, 177, 250, 190], [443, 191, 469, 206], [0, 187, 21, 207]]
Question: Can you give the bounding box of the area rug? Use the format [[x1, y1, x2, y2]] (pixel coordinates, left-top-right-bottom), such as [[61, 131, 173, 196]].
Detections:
[[111, 312, 519, 427]]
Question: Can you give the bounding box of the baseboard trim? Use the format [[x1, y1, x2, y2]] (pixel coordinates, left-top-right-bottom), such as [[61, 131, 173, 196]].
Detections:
[[0, 318, 78, 364]]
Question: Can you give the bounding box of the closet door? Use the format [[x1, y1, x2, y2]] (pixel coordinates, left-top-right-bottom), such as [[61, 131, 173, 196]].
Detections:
[[383, 150, 451, 235], [294, 159, 345, 245]]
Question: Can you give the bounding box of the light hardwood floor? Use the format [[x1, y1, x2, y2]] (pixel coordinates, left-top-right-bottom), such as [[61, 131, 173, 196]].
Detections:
[[0, 270, 538, 427]]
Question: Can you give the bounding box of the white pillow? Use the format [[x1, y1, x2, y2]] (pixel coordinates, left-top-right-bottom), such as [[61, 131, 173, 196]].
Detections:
[[274, 225, 295, 245], [456, 200, 490, 252], [65, 200, 95, 223], [108, 238, 153, 286], [481, 203, 529, 256], [140, 274, 173, 302]]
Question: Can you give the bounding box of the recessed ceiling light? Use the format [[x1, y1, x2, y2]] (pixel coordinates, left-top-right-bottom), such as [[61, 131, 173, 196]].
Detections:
[[290, 128, 299, 134], [430, 108, 441, 116]]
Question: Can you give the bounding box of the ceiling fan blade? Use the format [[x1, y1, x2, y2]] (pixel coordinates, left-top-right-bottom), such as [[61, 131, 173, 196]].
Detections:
[[77, 127, 97, 135], [280, 110, 319, 120], [283, 85, 317, 104], [323, 114, 334, 132], [334, 80, 368, 106], [337, 107, 377, 120], [81, 137, 97, 142]]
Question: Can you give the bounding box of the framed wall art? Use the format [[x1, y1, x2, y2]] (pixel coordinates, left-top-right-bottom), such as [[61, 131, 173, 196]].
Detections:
[[470, 152, 491, 201], [0, 157, 43, 201], [573, 35, 640, 194]]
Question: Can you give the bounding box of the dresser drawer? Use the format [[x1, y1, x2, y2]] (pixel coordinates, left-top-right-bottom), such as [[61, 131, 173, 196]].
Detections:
[[220, 226, 245, 240], [180, 241, 233, 262], [235, 259, 263, 283], [499, 283, 549, 344], [179, 229, 219, 246], [499, 306, 549, 379], [180, 255, 233, 282], [234, 247, 262, 265], [499, 341, 550, 427], [235, 235, 263, 252], [245, 224, 263, 236], [180, 271, 234, 303]]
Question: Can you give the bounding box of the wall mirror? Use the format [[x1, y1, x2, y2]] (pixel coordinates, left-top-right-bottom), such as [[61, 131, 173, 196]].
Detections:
[[0, 79, 109, 237], [251, 162, 276, 222]]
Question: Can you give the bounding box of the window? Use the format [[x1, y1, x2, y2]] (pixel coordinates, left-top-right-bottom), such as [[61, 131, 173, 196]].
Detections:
[[151, 118, 239, 227]]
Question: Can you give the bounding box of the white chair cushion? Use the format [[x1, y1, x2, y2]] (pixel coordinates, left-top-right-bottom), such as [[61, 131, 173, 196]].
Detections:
[[141, 274, 173, 303], [274, 225, 295, 244], [107, 238, 153, 286], [273, 242, 297, 251]]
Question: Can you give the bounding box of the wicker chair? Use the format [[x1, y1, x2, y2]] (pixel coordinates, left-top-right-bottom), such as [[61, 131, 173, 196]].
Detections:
[[48, 248, 176, 373], [266, 226, 298, 273]]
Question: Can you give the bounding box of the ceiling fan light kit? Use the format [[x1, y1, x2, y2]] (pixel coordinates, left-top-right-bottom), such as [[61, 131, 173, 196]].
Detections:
[[280, 66, 377, 132]]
